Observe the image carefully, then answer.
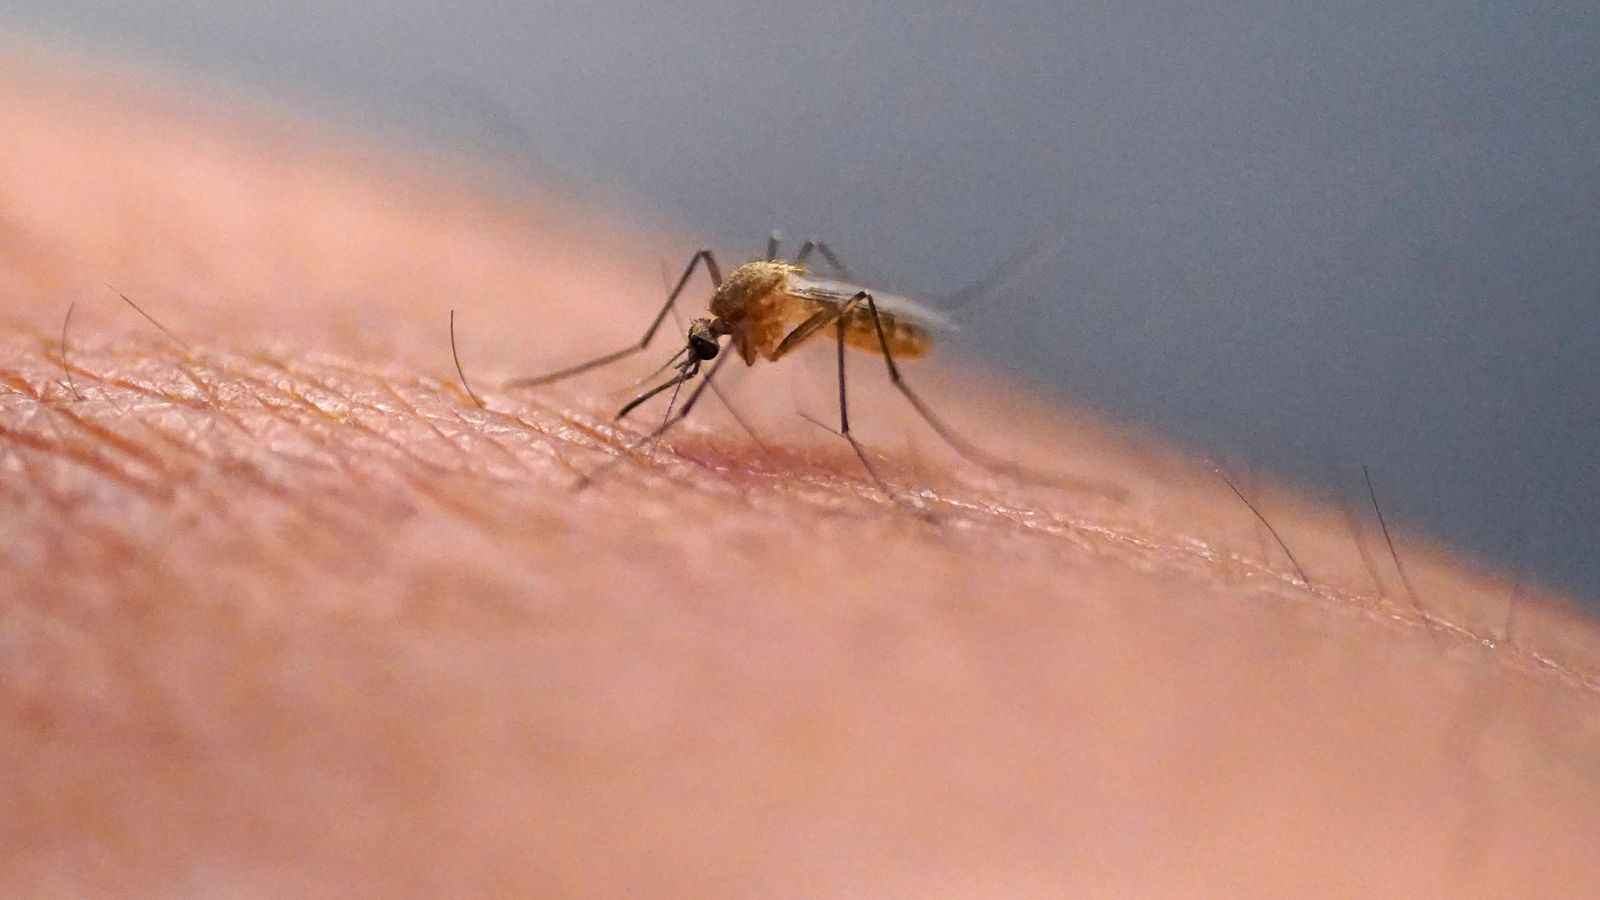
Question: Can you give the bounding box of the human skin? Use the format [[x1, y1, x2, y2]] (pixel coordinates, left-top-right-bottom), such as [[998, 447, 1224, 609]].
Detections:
[[2, 53, 1599, 898]]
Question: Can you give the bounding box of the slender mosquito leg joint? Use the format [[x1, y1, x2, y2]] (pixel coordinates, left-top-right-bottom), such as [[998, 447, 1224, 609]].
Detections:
[[813, 242, 854, 279], [792, 239, 854, 279], [698, 249, 724, 288], [858, 293, 906, 384], [830, 304, 899, 500], [857, 291, 993, 475], [616, 361, 697, 420], [504, 249, 722, 389]]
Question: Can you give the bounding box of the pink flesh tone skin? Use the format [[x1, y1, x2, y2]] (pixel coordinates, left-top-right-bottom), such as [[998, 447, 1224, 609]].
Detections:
[[2, 51, 1598, 897]]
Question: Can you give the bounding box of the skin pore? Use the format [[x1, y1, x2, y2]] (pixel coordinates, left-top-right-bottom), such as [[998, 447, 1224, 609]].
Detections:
[[3, 53, 1600, 896]]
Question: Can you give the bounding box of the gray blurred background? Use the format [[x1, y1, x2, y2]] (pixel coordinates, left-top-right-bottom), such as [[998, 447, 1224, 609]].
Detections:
[[5, 2, 1596, 607]]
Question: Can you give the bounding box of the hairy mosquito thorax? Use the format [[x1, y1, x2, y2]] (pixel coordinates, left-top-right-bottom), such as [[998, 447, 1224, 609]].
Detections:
[[710, 260, 932, 365], [711, 260, 798, 365]]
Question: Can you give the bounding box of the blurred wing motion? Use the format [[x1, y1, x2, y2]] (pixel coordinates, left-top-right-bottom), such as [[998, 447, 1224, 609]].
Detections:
[[786, 272, 958, 332]]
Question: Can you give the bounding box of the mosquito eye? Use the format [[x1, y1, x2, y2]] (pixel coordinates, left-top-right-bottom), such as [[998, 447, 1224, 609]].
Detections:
[[690, 335, 720, 360]]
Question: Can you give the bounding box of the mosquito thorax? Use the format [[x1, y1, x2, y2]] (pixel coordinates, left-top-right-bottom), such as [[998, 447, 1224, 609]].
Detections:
[[711, 261, 794, 324]]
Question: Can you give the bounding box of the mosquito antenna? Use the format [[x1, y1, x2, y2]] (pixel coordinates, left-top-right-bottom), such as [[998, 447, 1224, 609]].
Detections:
[[449, 310, 486, 408], [1362, 465, 1428, 622], [1215, 466, 1312, 589], [59, 300, 83, 401]]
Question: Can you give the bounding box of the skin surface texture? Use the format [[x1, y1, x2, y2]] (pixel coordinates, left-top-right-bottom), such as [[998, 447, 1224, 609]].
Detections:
[[2, 52, 1599, 897]]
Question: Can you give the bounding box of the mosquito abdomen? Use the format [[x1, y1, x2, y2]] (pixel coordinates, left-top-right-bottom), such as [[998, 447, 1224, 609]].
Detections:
[[839, 309, 931, 359]]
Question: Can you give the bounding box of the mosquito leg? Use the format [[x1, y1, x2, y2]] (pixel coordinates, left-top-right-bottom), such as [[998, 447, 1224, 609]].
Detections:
[[771, 291, 910, 504], [813, 241, 855, 279], [702, 373, 772, 455], [855, 291, 1122, 500], [505, 248, 722, 388], [769, 298, 898, 498], [771, 306, 845, 360], [652, 259, 771, 453], [793, 239, 856, 279], [832, 313, 897, 499], [649, 352, 724, 432], [579, 352, 730, 487], [615, 360, 699, 420], [857, 290, 991, 464], [767, 230, 781, 261]]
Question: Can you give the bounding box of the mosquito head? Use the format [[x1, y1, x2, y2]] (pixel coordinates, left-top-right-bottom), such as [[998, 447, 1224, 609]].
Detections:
[[687, 317, 726, 362]]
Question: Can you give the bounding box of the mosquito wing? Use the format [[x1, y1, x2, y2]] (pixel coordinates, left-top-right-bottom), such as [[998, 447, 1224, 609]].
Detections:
[[786, 272, 957, 331]]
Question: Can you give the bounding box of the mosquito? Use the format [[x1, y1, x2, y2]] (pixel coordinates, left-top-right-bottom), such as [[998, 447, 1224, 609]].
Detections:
[[505, 236, 1078, 497]]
